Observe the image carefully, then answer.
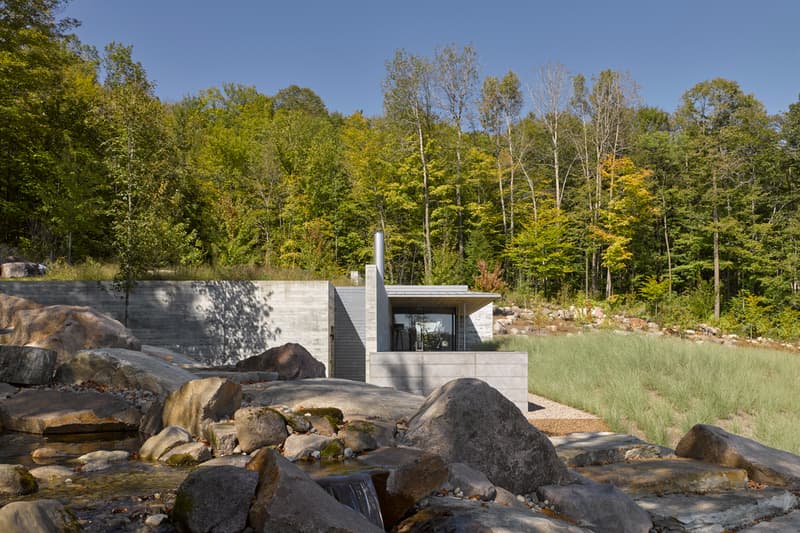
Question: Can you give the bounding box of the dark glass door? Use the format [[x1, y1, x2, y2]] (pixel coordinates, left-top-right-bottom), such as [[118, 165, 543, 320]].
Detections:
[[392, 307, 455, 351]]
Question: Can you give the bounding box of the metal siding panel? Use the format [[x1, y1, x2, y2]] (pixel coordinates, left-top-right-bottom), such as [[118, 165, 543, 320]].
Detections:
[[333, 287, 366, 381]]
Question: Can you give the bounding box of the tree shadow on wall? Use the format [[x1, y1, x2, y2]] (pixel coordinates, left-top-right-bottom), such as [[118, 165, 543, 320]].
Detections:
[[192, 281, 281, 366]]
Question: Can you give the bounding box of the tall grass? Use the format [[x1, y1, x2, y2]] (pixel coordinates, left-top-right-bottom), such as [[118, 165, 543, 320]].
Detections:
[[500, 332, 800, 453]]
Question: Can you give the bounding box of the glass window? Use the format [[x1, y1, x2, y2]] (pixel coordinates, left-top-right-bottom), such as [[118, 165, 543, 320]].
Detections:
[[392, 307, 455, 351]]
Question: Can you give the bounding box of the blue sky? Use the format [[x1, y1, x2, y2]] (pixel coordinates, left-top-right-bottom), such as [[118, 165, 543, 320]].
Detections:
[[62, 0, 800, 117]]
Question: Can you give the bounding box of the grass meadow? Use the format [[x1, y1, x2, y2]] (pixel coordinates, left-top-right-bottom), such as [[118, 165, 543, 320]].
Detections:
[[499, 332, 800, 454]]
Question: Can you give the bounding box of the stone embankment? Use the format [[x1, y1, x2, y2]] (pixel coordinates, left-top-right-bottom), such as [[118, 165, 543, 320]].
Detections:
[[494, 303, 800, 352]]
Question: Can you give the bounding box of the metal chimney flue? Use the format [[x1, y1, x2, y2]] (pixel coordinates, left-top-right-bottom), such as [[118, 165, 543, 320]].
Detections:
[[374, 231, 384, 279]]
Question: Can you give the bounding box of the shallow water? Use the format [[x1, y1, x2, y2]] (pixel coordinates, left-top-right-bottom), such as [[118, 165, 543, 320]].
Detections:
[[0, 430, 143, 468]]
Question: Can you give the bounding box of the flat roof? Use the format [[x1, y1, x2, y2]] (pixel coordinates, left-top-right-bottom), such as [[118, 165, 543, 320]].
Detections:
[[386, 285, 498, 314]]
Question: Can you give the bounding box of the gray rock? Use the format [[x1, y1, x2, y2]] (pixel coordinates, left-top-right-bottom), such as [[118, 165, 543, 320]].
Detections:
[[204, 421, 239, 456], [0, 464, 37, 496], [0, 389, 141, 434], [162, 377, 241, 437], [242, 378, 423, 421], [359, 446, 449, 528], [235, 342, 325, 380], [234, 406, 288, 453], [56, 348, 197, 395], [139, 396, 164, 437], [140, 344, 204, 368], [403, 378, 569, 494], [549, 432, 666, 467], [193, 369, 278, 383], [0, 262, 45, 278], [140, 425, 193, 461], [443, 462, 497, 501], [538, 478, 652, 533], [493, 486, 528, 509], [677, 424, 800, 488], [740, 509, 800, 532], [338, 423, 379, 453], [281, 433, 335, 462], [636, 489, 799, 532], [0, 382, 17, 398], [198, 455, 251, 468], [172, 465, 259, 533], [0, 346, 56, 385], [246, 448, 383, 532], [396, 496, 589, 532], [76, 449, 130, 472], [0, 499, 78, 533], [28, 465, 73, 481], [160, 441, 213, 466], [270, 405, 311, 433]]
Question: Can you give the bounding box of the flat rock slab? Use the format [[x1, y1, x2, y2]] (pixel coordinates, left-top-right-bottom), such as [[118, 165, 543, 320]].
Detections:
[[740, 509, 800, 532], [0, 389, 141, 434], [242, 378, 424, 421], [193, 369, 278, 383], [549, 432, 667, 467], [636, 489, 799, 532], [396, 496, 590, 532], [57, 348, 198, 395], [576, 459, 748, 496]]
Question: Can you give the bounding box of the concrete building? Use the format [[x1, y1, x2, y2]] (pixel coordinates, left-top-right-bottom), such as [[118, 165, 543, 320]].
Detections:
[[0, 241, 528, 411]]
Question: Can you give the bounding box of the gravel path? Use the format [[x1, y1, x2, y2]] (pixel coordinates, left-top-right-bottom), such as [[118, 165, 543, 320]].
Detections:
[[526, 393, 610, 435]]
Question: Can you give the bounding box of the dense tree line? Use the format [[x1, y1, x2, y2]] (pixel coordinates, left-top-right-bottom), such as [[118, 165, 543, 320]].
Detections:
[[4, 1, 800, 335]]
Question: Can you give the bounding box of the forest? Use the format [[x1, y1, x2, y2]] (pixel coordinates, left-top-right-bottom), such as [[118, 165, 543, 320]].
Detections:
[[3, 1, 800, 338]]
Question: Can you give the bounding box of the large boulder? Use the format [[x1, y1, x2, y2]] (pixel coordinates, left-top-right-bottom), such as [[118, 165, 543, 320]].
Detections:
[[0, 500, 79, 533], [233, 406, 288, 453], [359, 446, 448, 528], [55, 347, 197, 395], [676, 424, 800, 488], [0, 345, 57, 385], [0, 262, 46, 278], [245, 448, 383, 532], [281, 433, 337, 462], [140, 425, 193, 461], [402, 378, 569, 494], [0, 464, 38, 496], [0, 389, 141, 434], [235, 342, 325, 380], [172, 465, 259, 533], [162, 377, 241, 437], [0, 294, 140, 360]]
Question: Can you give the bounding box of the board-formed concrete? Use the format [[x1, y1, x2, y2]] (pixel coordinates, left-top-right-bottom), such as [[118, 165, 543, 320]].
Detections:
[[0, 280, 333, 369], [368, 351, 528, 412]]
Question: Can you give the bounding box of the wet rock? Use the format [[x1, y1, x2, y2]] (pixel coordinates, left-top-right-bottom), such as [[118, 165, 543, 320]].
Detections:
[[242, 378, 423, 421], [77, 449, 130, 472], [0, 389, 141, 434], [172, 465, 259, 533], [0, 345, 57, 385], [199, 455, 250, 468], [233, 406, 288, 453], [576, 458, 748, 496], [0, 499, 79, 533], [31, 447, 70, 464], [0, 294, 140, 361], [28, 465, 73, 481], [235, 342, 325, 380], [55, 347, 197, 396], [338, 423, 378, 453], [403, 378, 568, 494], [538, 477, 652, 533], [677, 424, 800, 488], [443, 462, 497, 501], [0, 382, 16, 398], [203, 421, 238, 456], [493, 486, 528, 509], [396, 496, 589, 532], [245, 448, 382, 532], [281, 433, 336, 462], [305, 414, 338, 436], [0, 464, 37, 496], [636, 489, 798, 532], [162, 377, 241, 437], [139, 397, 164, 437], [740, 509, 800, 532], [139, 425, 193, 461], [160, 441, 213, 466], [359, 446, 448, 528]]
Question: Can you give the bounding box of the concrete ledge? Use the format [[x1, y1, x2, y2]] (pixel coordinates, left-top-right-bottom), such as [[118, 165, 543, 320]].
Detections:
[[368, 351, 528, 412]]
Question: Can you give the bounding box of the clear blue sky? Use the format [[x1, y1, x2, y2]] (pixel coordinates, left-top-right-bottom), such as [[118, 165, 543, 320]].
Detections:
[[62, 0, 799, 117]]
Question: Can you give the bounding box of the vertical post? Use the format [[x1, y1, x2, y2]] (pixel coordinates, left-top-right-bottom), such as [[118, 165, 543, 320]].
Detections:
[[374, 231, 384, 280]]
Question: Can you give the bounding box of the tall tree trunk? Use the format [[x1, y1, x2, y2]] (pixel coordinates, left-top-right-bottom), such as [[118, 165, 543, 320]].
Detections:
[[713, 171, 721, 321], [416, 115, 432, 283]]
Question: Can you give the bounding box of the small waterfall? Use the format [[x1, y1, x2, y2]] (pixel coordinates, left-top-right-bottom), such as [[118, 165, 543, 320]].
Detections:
[[317, 472, 385, 530]]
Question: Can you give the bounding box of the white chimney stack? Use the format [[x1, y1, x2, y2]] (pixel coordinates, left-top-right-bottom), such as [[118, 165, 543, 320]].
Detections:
[[374, 231, 384, 279]]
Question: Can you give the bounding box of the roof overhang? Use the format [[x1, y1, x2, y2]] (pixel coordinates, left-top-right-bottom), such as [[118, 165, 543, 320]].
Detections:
[[385, 285, 499, 315]]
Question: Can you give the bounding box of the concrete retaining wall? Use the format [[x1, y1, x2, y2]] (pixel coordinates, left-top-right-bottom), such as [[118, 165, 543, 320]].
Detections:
[[368, 351, 528, 412], [0, 280, 333, 369]]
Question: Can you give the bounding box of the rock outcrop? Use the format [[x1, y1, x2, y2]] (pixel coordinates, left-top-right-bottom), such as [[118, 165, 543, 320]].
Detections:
[[235, 342, 325, 379], [677, 423, 800, 488], [0, 345, 56, 386], [161, 377, 241, 437], [0, 294, 140, 360], [403, 378, 569, 494]]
